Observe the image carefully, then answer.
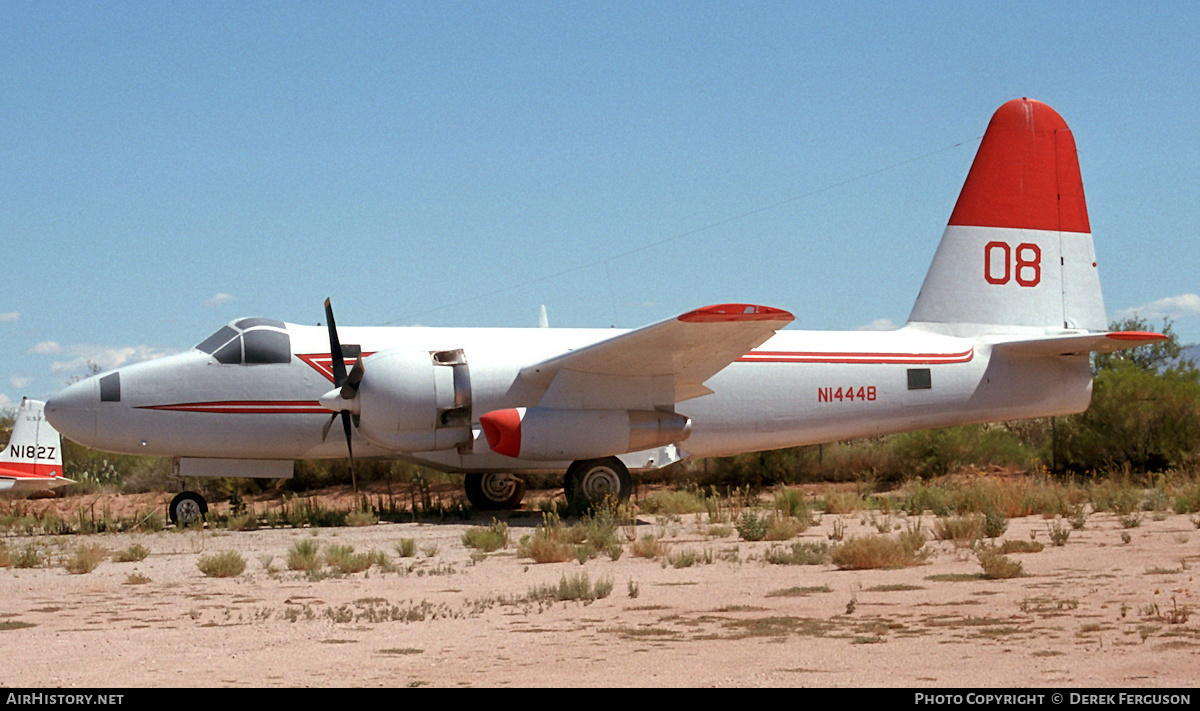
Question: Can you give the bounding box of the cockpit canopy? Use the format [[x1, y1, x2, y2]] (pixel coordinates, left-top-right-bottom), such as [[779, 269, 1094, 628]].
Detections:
[[195, 318, 291, 365]]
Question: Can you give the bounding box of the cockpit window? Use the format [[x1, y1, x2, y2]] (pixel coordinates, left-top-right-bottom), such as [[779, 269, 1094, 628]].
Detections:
[[235, 317, 286, 330], [213, 337, 242, 364], [195, 326, 239, 355], [194, 319, 291, 365], [243, 328, 291, 364]]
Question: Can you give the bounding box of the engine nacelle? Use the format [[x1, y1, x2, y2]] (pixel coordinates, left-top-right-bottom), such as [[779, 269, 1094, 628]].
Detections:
[[355, 348, 471, 452], [479, 407, 691, 461]]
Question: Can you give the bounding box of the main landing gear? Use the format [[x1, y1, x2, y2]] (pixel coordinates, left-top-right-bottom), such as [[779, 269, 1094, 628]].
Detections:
[[462, 456, 633, 512], [564, 457, 632, 508], [168, 491, 208, 526], [463, 472, 527, 511]]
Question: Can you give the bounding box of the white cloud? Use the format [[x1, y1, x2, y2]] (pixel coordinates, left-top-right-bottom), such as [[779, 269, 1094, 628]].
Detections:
[[49, 345, 177, 375], [1114, 293, 1200, 322], [30, 341, 62, 355], [206, 292, 237, 307], [9, 376, 32, 389], [0, 394, 13, 410], [0, 311, 18, 322], [856, 318, 898, 331]]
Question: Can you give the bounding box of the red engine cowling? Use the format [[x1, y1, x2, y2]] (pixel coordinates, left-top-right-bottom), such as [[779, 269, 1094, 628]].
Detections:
[[479, 407, 691, 461]]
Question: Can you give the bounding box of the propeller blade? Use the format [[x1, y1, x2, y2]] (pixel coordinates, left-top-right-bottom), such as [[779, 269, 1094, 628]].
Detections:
[[324, 298, 347, 387], [341, 410, 357, 493], [321, 412, 337, 443], [340, 355, 365, 400]]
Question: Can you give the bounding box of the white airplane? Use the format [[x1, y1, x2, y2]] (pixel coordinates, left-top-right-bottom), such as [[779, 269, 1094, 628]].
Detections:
[[1, 398, 69, 492], [44, 98, 1164, 524]]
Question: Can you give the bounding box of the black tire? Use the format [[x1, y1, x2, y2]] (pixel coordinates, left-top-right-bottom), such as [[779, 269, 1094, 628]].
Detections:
[[564, 457, 632, 508], [464, 472, 526, 511], [168, 491, 208, 526]]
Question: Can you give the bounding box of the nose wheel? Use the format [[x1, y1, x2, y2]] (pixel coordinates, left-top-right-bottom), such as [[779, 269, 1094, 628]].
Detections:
[[168, 491, 208, 526]]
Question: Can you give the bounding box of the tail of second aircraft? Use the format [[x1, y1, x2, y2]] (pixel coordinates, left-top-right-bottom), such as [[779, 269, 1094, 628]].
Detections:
[[908, 98, 1108, 337], [0, 398, 70, 492]]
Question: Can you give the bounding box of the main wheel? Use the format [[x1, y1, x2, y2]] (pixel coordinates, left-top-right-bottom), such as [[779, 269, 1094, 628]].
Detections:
[[564, 457, 632, 508], [168, 491, 208, 526], [464, 472, 526, 511]]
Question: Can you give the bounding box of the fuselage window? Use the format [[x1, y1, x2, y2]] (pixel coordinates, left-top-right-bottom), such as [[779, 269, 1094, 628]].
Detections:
[[243, 328, 291, 364]]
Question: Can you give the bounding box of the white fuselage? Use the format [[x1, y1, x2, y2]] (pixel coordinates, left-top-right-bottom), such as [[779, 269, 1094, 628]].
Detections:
[[44, 321, 1092, 474]]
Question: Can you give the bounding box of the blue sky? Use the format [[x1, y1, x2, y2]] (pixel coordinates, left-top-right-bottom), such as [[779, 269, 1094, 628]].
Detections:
[[3, 1, 1198, 408]]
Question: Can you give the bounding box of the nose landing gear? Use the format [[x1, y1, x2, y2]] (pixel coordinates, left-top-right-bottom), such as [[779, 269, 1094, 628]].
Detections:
[[168, 491, 208, 526]]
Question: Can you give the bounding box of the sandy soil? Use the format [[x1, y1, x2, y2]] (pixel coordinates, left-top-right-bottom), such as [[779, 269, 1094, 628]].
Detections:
[[1, 489, 1198, 688]]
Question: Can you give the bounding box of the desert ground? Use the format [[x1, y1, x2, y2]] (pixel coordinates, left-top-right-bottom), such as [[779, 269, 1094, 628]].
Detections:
[[1, 487, 1198, 688]]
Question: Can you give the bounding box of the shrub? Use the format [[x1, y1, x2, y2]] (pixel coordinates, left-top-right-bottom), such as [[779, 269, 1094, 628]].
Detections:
[[933, 514, 984, 546], [641, 489, 708, 515], [898, 520, 928, 552], [530, 572, 614, 602], [287, 539, 322, 571], [1047, 520, 1071, 546], [65, 543, 106, 574], [982, 510, 1009, 539], [394, 538, 417, 558], [764, 541, 830, 565], [14, 543, 44, 568], [519, 535, 571, 564], [517, 510, 586, 563], [113, 543, 150, 563], [735, 510, 768, 541], [821, 489, 861, 515], [901, 481, 950, 516], [999, 539, 1044, 554], [345, 509, 378, 527], [324, 544, 374, 574], [630, 535, 669, 560], [668, 548, 710, 568], [978, 549, 1023, 579], [774, 487, 811, 520], [198, 551, 247, 578], [764, 516, 806, 541], [831, 534, 926, 569], [462, 519, 509, 552], [1058, 363, 1200, 473]]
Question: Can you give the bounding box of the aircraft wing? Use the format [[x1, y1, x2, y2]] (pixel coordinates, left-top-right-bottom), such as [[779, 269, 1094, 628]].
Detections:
[[520, 304, 794, 409], [989, 331, 1167, 358]]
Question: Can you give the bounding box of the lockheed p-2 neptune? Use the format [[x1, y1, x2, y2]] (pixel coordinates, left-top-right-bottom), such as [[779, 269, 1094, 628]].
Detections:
[[43, 99, 1164, 524]]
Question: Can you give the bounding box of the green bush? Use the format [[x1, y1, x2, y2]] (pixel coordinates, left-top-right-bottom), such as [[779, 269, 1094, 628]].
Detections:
[[198, 551, 246, 578], [735, 510, 768, 541], [1058, 320, 1199, 474]]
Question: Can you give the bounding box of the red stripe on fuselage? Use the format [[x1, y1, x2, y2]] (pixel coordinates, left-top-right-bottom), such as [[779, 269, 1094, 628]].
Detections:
[[738, 348, 974, 365], [138, 401, 329, 414]]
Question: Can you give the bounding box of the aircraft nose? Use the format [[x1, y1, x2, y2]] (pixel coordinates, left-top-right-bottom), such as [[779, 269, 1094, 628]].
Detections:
[[45, 378, 99, 445]]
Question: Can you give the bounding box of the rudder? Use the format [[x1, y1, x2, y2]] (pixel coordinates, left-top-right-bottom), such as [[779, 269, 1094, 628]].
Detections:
[[0, 398, 68, 490]]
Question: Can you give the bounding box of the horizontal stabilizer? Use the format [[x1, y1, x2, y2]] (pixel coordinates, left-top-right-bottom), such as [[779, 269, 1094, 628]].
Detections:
[[990, 331, 1167, 358]]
